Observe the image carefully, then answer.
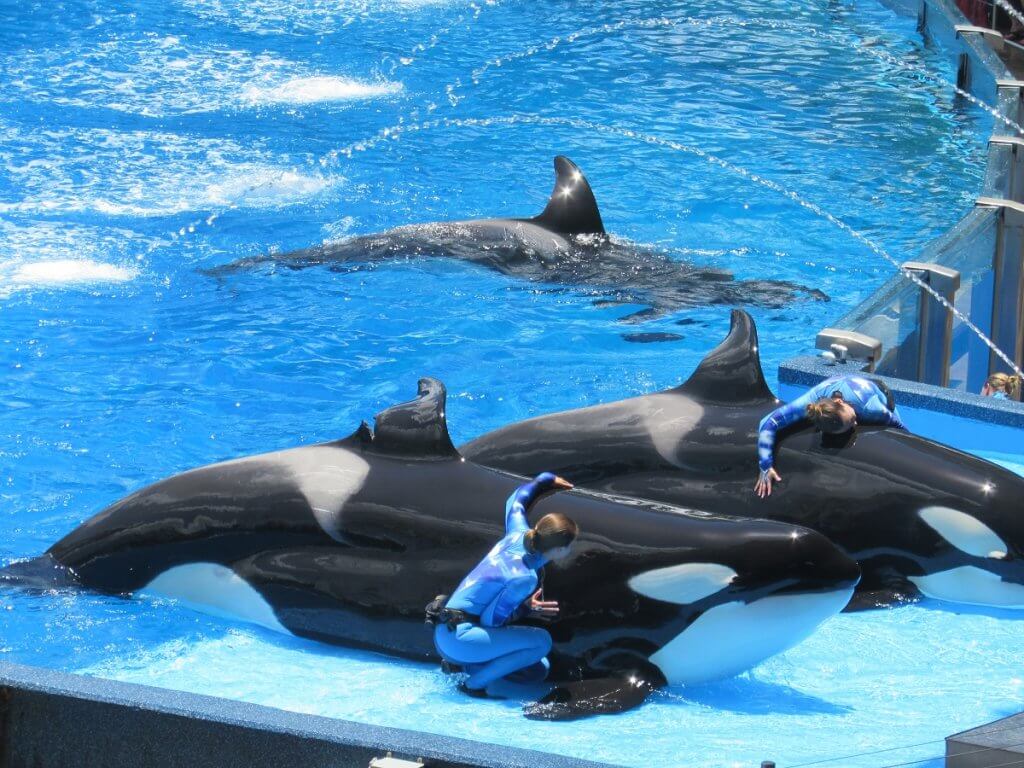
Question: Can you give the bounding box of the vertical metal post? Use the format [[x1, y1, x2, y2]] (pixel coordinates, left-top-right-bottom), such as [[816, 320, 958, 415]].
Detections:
[[957, 51, 971, 93], [997, 80, 1024, 131], [901, 263, 961, 386], [989, 137, 1024, 203], [977, 198, 1024, 378]]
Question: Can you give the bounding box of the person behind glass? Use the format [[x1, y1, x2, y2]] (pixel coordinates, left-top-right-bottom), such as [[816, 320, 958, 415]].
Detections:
[[982, 372, 1022, 401], [754, 375, 906, 498], [433, 472, 578, 698]]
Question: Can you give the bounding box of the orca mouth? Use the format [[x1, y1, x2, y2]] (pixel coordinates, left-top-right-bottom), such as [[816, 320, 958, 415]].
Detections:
[[771, 529, 862, 595]]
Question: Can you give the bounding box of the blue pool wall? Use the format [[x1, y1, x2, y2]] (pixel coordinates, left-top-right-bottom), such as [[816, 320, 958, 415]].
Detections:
[[0, 660, 615, 768]]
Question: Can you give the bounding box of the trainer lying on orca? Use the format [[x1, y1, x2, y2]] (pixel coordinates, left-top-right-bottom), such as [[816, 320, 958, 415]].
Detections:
[[754, 375, 906, 498], [2, 378, 859, 720], [207, 157, 828, 327], [462, 310, 1024, 610]]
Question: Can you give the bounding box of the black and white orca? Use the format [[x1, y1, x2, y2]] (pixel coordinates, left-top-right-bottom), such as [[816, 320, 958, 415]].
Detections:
[[5, 378, 859, 720], [207, 157, 827, 330], [462, 310, 1024, 611]]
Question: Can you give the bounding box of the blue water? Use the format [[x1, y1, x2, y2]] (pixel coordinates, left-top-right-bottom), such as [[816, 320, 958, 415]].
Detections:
[[0, 0, 1015, 765]]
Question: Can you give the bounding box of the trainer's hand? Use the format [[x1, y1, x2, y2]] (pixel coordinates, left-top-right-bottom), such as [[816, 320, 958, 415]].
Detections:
[[754, 468, 781, 499], [528, 589, 560, 618], [551, 476, 574, 491]]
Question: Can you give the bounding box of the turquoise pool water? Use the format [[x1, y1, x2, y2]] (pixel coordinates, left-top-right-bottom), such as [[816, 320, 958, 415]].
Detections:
[[0, 0, 1017, 765]]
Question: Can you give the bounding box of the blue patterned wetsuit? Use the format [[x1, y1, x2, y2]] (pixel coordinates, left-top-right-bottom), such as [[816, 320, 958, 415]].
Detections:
[[758, 376, 906, 473], [434, 472, 558, 691]]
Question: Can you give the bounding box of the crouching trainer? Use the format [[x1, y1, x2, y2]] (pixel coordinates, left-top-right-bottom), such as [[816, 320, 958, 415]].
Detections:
[[430, 472, 578, 698]]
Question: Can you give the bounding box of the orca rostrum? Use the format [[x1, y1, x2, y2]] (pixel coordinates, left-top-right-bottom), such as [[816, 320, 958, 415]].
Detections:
[[208, 157, 827, 331], [4, 378, 859, 720], [462, 310, 1024, 611]]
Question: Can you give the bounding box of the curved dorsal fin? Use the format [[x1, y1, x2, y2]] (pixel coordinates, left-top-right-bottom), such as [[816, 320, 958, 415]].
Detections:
[[531, 156, 605, 236], [371, 377, 459, 459], [674, 310, 777, 405]]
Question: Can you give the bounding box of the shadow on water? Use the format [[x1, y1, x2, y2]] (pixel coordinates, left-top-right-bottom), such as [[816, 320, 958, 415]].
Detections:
[[662, 675, 854, 717], [914, 597, 1024, 622], [206, 234, 828, 335]]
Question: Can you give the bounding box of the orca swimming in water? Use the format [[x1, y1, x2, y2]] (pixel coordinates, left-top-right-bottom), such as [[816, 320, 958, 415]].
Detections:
[[207, 157, 828, 331], [462, 310, 1024, 611], [4, 378, 859, 720]]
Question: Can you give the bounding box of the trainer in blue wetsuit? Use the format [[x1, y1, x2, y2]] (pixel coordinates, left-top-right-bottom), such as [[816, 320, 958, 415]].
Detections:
[[755, 375, 906, 498], [434, 472, 578, 696]]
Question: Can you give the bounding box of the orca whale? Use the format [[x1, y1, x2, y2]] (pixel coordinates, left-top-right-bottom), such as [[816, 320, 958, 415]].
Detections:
[[462, 310, 1024, 611], [207, 157, 828, 331], [4, 378, 859, 720]]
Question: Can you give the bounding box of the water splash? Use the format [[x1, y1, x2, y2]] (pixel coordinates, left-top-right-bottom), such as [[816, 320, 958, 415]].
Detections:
[[446, 12, 1024, 136], [148, 11, 1018, 243], [446, 16, 679, 106], [853, 37, 1024, 136], [3, 35, 403, 116], [241, 76, 402, 105], [119, 10, 1022, 376], [399, 0, 492, 67]]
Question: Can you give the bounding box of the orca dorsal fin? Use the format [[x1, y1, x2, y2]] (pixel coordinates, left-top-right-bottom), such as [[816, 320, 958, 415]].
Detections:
[[675, 310, 777, 405], [371, 377, 459, 459], [532, 156, 605, 236]]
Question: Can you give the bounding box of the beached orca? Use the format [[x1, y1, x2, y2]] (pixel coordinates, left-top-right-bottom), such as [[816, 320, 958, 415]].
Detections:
[[3, 378, 859, 720], [207, 157, 827, 331], [462, 310, 1024, 611]]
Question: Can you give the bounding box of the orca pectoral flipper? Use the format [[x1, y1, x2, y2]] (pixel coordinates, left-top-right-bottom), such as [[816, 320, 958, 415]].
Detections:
[[522, 667, 664, 721]]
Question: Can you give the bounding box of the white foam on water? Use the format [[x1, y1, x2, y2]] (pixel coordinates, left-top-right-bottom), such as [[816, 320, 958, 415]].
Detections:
[[9, 260, 135, 286], [242, 76, 402, 105], [0, 121, 339, 216], [0, 221, 141, 297], [3, 34, 400, 116]]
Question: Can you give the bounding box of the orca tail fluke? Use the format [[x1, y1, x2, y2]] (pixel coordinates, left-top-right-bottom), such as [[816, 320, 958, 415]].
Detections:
[[532, 156, 606, 237], [0, 554, 78, 591], [522, 667, 663, 721]]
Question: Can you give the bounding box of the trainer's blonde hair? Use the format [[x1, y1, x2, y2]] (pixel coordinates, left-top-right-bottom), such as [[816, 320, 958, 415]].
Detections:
[[526, 513, 579, 554], [805, 397, 848, 433], [987, 372, 1022, 399]]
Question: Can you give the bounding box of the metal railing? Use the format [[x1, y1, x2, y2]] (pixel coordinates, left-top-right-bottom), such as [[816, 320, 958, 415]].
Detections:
[[816, 0, 1024, 399]]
